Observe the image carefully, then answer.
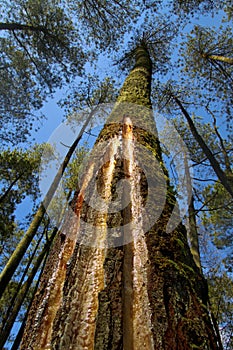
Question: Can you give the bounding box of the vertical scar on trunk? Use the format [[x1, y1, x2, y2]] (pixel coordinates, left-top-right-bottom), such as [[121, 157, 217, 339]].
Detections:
[[122, 116, 154, 350]]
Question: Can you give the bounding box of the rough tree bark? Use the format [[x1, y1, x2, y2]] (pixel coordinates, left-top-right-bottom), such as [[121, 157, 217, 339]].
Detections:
[[20, 44, 221, 349]]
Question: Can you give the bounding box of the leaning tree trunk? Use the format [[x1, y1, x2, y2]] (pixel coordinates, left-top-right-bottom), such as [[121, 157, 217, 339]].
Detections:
[[21, 44, 221, 349]]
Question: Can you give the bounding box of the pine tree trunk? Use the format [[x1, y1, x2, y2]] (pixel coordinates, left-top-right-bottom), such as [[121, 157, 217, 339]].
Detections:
[[203, 53, 233, 65], [21, 45, 221, 349]]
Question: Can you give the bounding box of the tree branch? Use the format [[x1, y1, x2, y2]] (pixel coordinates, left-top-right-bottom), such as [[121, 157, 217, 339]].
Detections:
[[0, 22, 48, 34], [0, 173, 23, 203], [205, 54, 233, 65]]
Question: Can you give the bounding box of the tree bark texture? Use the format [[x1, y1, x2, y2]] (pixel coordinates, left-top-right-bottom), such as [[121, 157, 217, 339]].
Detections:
[[21, 45, 221, 349]]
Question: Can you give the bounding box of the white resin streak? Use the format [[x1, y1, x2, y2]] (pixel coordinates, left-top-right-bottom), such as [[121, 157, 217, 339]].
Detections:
[[123, 116, 154, 350]]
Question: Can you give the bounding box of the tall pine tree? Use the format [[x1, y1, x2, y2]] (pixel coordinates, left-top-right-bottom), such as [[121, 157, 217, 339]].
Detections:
[[20, 37, 221, 350]]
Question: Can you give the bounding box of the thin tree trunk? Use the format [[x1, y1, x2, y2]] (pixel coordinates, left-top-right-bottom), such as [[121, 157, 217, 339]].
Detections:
[[0, 228, 57, 349], [187, 195, 201, 268], [0, 226, 46, 334], [203, 53, 233, 65], [0, 22, 48, 33], [183, 153, 202, 271], [10, 234, 54, 350], [173, 95, 233, 199], [0, 173, 23, 203], [21, 44, 221, 349]]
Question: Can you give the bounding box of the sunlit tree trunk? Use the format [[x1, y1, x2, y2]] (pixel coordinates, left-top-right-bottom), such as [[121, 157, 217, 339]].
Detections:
[[203, 53, 233, 65], [21, 44, 221, 349]]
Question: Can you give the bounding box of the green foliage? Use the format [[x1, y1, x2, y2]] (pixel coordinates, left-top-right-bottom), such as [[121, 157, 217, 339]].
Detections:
[[208, 272, 233, 349], [45, 145, 89, 227], [0, 0, 89, 145], [182, 25, 233, 81], [67, 0, 142, 49], [0, 144, 53, 241], [116, 18, 176, 76], [202, 183, 233, 270], [171, 0, 222, 15], [0, 280, 19, 322], [223, 1, 233, 20], [64, 145, 90, 192], [180, 24, 233, 121], [59, 76, 119, 124], [0, 0, 149, 145]]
